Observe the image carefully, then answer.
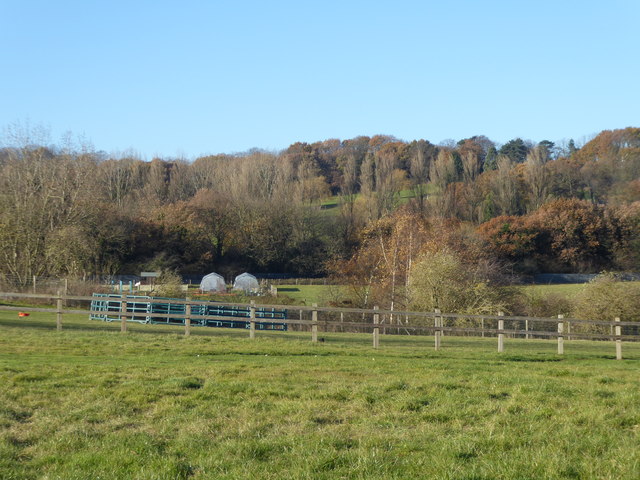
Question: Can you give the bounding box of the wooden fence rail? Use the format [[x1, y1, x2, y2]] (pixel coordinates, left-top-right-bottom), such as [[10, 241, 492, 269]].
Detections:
[[1, 291, 638, 360]]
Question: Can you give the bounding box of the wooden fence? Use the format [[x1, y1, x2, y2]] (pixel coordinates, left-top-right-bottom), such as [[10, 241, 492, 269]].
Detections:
[[1, 292, 638, 360]]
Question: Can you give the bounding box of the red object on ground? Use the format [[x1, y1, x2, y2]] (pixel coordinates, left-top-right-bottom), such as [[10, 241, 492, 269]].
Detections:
[[18, 312, 30, 317]]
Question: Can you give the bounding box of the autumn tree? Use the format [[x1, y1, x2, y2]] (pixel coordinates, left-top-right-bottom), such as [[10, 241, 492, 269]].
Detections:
[[408, 140, 437, 214], [430, 149, 458, 191], [530, 199, 615, 272], [336, 154, 362, 253], [524, 145, 550, 211], [329, 210, 430, 316], [477, 215, 540, 271], [461, 151, 481, 184], [491, 155, 522, 216], [408, 248, 508, 315]]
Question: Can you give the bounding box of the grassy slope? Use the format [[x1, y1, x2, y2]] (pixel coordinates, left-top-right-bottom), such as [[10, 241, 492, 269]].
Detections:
[[1, 310, 639, 479]]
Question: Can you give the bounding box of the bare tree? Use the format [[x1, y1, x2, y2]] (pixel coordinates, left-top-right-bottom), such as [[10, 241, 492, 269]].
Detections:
[[462, 151, 481, 184], [409, 142, 432, 213], [524, 146, 550, 211], [492, 155, 521, 215], [430, 150, 457, 191]]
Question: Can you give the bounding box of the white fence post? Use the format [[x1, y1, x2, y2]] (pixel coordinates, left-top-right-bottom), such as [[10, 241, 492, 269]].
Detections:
[[120, 294, 128, 333], [373, 306, 380, 349], [557, 314, 564, 355], [185, 297, 191, 337], [615, 317, 622, 360], [311, 303, 318, 343], [249, 301, 256, 339], [497, 312, 504, 353]]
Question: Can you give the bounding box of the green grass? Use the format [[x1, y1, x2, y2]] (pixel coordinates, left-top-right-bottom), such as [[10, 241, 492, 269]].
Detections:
[[276, 285, 344, 306], [517, 283, 588, 299], [1, 309, 639, 479], [518, 281, 640, 300]]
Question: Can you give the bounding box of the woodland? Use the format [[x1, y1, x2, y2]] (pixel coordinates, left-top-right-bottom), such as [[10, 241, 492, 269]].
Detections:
[[1, 126, 639, 312]]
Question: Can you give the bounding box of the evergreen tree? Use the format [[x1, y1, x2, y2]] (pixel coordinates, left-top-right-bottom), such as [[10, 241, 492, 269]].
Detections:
[[499, 138, 529, 163], [483, 146, 498, 171]]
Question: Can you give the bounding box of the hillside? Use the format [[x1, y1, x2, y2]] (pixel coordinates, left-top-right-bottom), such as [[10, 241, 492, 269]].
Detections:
[[1, 128, 639, 286]]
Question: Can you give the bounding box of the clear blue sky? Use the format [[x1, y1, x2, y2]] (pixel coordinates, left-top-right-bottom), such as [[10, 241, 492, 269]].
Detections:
[[1, 0, 638, 159]]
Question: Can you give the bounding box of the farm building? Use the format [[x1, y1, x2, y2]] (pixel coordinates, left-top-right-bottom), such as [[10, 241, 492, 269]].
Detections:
[[233, 273, 259, 293], [199, 272, 227, 293]]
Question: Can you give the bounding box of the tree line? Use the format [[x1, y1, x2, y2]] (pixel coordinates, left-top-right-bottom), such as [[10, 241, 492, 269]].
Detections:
[[0, 125, 639, 289]]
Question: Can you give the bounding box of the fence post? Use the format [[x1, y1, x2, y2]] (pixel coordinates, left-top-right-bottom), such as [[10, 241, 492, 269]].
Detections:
[[615, 317, 622, 360], [497, 312, 504, 353], [557, 314, 564, 355], [185, 297, 191, 337], [249, 301, 256, 339], [311, 303, 318, 343], [56, 290, 63, 332], [64, 278, 69, 307], [373, 306, 380, 349], [567, 320, 571, 341], [33, 276, 37, 294], [525, 319, 529, 340], [120, 294, 128, 333], [434, 309, 441, 350]]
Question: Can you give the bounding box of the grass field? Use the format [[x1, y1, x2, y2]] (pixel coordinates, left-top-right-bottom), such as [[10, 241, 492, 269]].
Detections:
[[519, 283, 588, 299], [1, 309, 639, 479], [276, 282, 640, 307], [276, 285, 341, 305]]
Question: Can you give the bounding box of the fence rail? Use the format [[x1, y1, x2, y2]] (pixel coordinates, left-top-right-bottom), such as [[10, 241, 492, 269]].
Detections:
[[1, 291, 638, 360]]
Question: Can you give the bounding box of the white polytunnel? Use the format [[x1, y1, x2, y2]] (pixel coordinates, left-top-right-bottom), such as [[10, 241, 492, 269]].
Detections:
[[199, 272, 227, 293], [233, 272, 259, 293]]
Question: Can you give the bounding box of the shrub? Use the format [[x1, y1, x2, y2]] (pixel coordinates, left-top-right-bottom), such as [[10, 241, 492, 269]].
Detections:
[[154, 270, 185, 298], [511, 291, 574, 318], [408, 249, 509, 315], [572, 273, 640, 334]]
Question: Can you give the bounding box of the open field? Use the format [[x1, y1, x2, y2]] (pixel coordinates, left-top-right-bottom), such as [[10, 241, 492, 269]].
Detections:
[[519, 283, 588, 299], [276, 282, 640, 307], [1, 309, 639, 479], [276, 285, 341, 305]]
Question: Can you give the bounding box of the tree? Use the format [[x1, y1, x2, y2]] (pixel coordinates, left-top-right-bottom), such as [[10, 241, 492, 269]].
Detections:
[[484, 146, 498, 171], [499, 138, 530, 163], [568, 139, 578, 155], [531, 199, 614, 272], [409, 140, 436, 214], [0, 131, 100, 283], [524, 146, 550, 211], [476, 215, 539, 271], [430, 150, 458, 191], [334, 154, 365, 255], [98, 157, 145, 209], [461, 151, 481, 184], [537, 140, 555, 159], [408, 249, 507, 315], [491, 156, 522, 215], [329, 210, 430, 316]]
